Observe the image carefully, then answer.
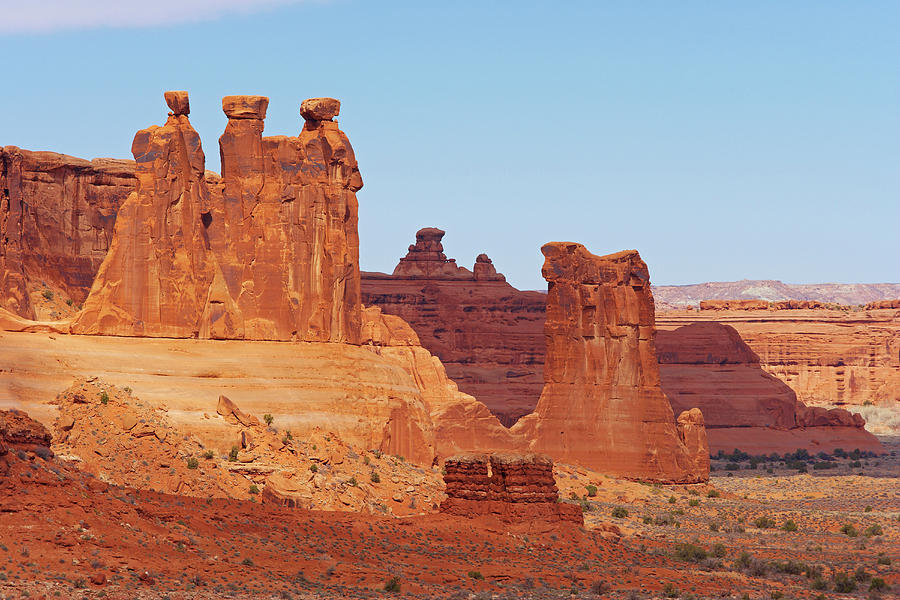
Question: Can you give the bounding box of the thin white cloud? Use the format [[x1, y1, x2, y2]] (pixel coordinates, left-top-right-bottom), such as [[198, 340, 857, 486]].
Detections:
[[0, 0, 315, 34]]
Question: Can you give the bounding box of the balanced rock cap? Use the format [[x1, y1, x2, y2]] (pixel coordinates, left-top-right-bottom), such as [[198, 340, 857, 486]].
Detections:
[[222, 95, 269, 120], [164, 91, 190, 116], [300, 97, 341, 121]]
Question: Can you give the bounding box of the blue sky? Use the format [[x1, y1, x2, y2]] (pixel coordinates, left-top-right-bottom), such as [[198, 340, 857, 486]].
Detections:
[[1, 1, 897, 289]]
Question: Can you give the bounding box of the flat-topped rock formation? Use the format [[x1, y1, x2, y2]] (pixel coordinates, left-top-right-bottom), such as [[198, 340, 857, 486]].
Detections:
[[0, 146, 135, 319], [362, 229, 545, 426], [72, 92, 363, 342], [440, 454, 583, 525], [510, 243, 709, 483], [653, 280, 900, 308]]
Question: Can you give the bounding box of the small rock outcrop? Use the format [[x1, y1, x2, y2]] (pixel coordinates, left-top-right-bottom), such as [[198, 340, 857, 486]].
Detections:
[[511, 243, 708, 483], [699, 299, 770, 311], [440, 454, 583, 525], [0, 409, 52, 454]]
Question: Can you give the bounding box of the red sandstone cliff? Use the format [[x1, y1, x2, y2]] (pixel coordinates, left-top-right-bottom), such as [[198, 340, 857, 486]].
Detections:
[[510, 243, 708, 483], [0, 146, 134, 319], [362, 228, 545, 425]]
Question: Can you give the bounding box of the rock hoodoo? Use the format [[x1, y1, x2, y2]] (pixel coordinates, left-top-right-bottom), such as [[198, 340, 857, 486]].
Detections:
[[511, 243, 708, 483], [0, 147, 135, 318], [440, 454, 583, 525], [71, 92, 363, 342]]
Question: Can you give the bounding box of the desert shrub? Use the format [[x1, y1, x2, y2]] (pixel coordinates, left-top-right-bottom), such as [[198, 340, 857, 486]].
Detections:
[[864, 524, 883, 537], [841, 523, 858, 537], [579, 499, 593, 513], [309, 464, 318, 473], [707, 489, 720, 498], [66, 298, 74, 306], [781, 519, 798, 532], [850, 460, 862, 468], [668, 496, 677, 504], [348, 476, 357, 487], [468, 571, 484, 580], [711, 543, 726, 558], [688, 499, 699, 507], [832, 572, 856, 593], [876, 554, 891, 565], [228, 446, 239, 462], [203, 450, 214, 460], [589, 580, 610, 594], [249, 484, 259, 495], [263, 413, 274, 426], [383, 576, 401, 592], [370, 471, 380, 483], [612, 506, 629, 518], [812, 461, 837, 470], [854, 567, 870, 582], [241, 557, 254, 566], [708, 522, 720, 532], [725, 462, 740, 471], [663, 582, 679, 598], [754, 516, 776, 529], [100, 391, 109, 405], [869, 577, 888, 592], [586, 484, 597, 497], [810, 576, 827, 590], [654, 514, 674, 526], [643, 516, 653, 525], [734, 551, 753, 570], [42, 289, 54, 300], [673, 543, 707, 562], [772, 560, 805, 575], [186, 457, 199, 470]]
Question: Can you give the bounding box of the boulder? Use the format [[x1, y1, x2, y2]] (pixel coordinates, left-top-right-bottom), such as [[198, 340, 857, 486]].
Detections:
[[300, 97, 341, 121]]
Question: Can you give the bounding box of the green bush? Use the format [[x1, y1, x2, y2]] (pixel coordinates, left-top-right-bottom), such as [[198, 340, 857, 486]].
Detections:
[[688, 499, 699, 507], [370, 471, 380, 483], [673, 542, 707, 562], [384, 576, 401, 592], [249, 484, 259, 495], [99, 391, 109, 405], [663, 582, 680, 598], [348, 476, 357, 487], [228, 446, 239, 462], [203, 450, 214, 460], [42, 289, 54, 300], [309, 463, 318, 473], [468, 571, 484, 580], [864, 524, 883, 537], [832, 572, 856, 593], [186, 457, 199, 470], [668, 496, 677, 504], [585, 484, 597, 497], [711, 543, 726, 558], [876, 555, 891, 565], [263, 413, 274, 426], [869, 577, 888, 592], [611, 506, 629, 519], [841, 523, 858, 537], [754, 516, 776, 529], [707, 489, 720, 498], [781, 519, 798, 532]]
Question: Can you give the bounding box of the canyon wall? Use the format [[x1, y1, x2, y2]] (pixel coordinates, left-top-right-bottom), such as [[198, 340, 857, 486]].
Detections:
[[361, 228, 545, 426], [0, 146, 134, 319], [72, 92, 362, 342], [510, 243, 708, 482]]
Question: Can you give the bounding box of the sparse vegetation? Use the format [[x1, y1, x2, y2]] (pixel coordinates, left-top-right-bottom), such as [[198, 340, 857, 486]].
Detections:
[[228, 446, 239, 462], [370, 471, 380, 483], [263, 413, 274, 426], [383, 576, 401, 592], [611, 506, 628, 518], [467, 570, 484, 580], [99, 391, 109, 405], [840, 523, 858, 537], [585, 484, 597, 497], [248, 484, 259, 495], [203, 450, 214, 460], [186, 457, 199, 470], [781, 519, 798, 532], [42, 289, 54, 300]]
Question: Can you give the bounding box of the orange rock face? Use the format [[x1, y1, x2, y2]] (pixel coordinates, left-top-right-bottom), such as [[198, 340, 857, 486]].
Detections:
[[656, 320, 883, 454], [0, 146, 135, 318], [699, 299, 770, 311], [72, 92, 363, 342], [511, 243, 708, 483], [440, 454, 583, 525], [362, 228, 546, 426], [0, 409, 52, 455]]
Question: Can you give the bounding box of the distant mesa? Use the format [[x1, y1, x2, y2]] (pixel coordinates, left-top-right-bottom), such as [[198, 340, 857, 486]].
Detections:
[[389, 227, 505, 281]]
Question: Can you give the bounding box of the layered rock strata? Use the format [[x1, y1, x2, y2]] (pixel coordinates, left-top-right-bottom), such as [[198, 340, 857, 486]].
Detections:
[[72, 92, 363, 342], [510, 243, 708, 483], [440, 454, 582, 525], [0, 146, 135, 318], [656, 322, 882, 454], [362, 228, 545, 425]]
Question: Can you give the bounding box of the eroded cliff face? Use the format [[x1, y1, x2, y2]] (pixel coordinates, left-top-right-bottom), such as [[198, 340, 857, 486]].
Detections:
[[71, 93, 363, 342], [440, 454, 583, 525], [0, 147, 135, 319], [511, 243, 708, 483], [362, 228, 545, 425]]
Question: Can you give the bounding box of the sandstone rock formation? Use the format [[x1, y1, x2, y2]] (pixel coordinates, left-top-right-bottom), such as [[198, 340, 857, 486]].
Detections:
[[0, 146, 135, 319], [511, 243, 708, 483], [700, 299, 770, 311], [656, 321, 883, 453], [440, 454, 582, 525], [72, 92, 363, 342], [362, 228, 546, 425], [0, 409, 52, 455], [864, 299, 900, 310]]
